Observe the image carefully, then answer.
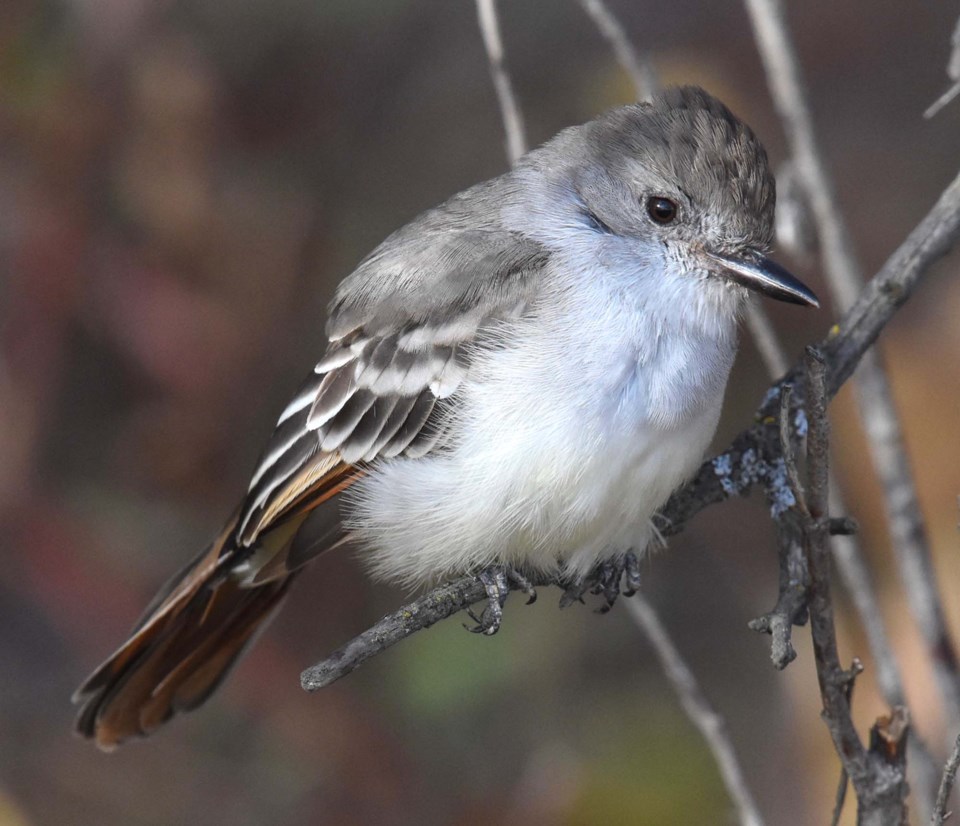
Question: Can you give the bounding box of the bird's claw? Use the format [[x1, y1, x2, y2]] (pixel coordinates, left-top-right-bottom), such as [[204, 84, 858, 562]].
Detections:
[[560, 551, 641, 612], [464, 566, 537, 635]]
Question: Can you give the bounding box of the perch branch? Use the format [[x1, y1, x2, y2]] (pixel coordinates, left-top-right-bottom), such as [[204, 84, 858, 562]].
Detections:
[[302, 574, 543, 690], [302, 167, 960, 690]]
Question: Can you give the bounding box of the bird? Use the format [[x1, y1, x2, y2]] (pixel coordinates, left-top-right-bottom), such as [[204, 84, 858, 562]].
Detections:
[[73, 85, 818, 749]]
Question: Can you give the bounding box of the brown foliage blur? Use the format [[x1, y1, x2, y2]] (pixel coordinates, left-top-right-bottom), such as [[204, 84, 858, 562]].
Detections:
[[0, 2, 958, 824]]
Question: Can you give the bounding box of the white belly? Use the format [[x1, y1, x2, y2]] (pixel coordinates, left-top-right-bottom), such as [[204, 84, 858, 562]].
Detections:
[[345, 283, 738, 587]]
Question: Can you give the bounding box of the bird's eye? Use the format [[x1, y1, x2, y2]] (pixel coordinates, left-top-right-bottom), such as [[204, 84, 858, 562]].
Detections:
[[646, 196, 678, 225]]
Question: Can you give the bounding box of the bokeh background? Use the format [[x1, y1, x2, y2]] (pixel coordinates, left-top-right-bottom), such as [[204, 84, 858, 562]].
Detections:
[[1, 1, 959, 824]]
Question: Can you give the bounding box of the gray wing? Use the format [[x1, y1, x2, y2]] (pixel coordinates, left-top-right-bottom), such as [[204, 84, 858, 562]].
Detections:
[[236, 178, 549, 546]]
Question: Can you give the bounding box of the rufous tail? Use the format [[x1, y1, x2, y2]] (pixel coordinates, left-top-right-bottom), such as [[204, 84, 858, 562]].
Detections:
[[72, 514, 294, 750]]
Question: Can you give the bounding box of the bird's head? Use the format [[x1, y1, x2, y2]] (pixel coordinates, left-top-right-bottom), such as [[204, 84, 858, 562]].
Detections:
[[513, 85, 819, 309]]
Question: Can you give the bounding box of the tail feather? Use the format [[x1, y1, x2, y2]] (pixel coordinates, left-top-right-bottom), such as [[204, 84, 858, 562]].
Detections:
[[72, 514, 295, 750], [137, 578, 291, 734]]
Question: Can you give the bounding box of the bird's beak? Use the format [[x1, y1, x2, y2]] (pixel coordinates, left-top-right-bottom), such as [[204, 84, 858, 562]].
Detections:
[[707, 251, 820, 308]]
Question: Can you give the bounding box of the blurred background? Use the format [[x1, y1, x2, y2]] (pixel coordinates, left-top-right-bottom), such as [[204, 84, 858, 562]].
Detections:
[[1, 1, 959, 823]]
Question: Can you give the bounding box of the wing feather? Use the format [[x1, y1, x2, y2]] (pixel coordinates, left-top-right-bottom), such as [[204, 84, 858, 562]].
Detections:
[[233, 176, 550, 555], [380, 391, 437, 458]]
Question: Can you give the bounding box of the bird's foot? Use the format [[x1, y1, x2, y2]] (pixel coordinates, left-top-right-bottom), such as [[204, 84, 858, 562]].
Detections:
[[559, 551, 641, 613], [464, 566, 537, 636]]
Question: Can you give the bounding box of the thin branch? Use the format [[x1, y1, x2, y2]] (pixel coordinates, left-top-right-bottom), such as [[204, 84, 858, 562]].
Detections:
[[924, 12, 960, 119], [933, 734, 960, 825], [746, 386, 810, 670], [576, 0, 658, 101], [744, 0, 960, 743], [818, 169, 960, 396], [746, 527, 806, 669], [475, 0, 527, 164], [477, 15, 764, 818], [747, 282, 908, 702], [743, 302, 790, 377], [830, 522, 942, 810], [801, 347, 868, 777], [624, 595, 765, 826], [857, 351, 960, 731], [302, 167, 960, 692], [753, 164, 953, 812], [742, 0, 860, 309], [925, 82, 960, 120], [829, 658, 864, 826], [802, 348, 910, 824], [774, 160, 818, 261], [746, 232, 940, 806]]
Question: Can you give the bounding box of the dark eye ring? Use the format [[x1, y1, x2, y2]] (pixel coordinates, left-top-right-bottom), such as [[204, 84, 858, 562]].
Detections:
[[646, 196, 678, 225]]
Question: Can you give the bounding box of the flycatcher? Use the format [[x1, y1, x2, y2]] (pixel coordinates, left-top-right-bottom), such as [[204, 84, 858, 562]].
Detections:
[[74, 85, 818, 748]]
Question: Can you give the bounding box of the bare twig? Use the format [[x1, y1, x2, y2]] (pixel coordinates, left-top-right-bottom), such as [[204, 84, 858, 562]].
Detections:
[[746, 528, 806, 669], [801, 349, 868, 789], [924, 13, 960, 119], [575, 0, 658, 101], [742, 0, 860, 308], [925, 82, 960, 120], [933, 734, 960, 825], [830, 658, 864, 826], [745, 0, 960, 745], [746, 223, 940, 806], [857, 352, 960, 730], [774, 160, 818, 260], [760, 158, 948, 807], [743, 301, 790, 377], [747, 386, 810, 670], [624, 595, 765, 826], [475, 0, 527, 164], [818, 169, 960, 396], [830, 521, 942, 810], [302, 168, 960, 692]]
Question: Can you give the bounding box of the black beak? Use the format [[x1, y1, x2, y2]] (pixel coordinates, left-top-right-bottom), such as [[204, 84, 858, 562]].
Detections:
[[707, 251, 820, 308]]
